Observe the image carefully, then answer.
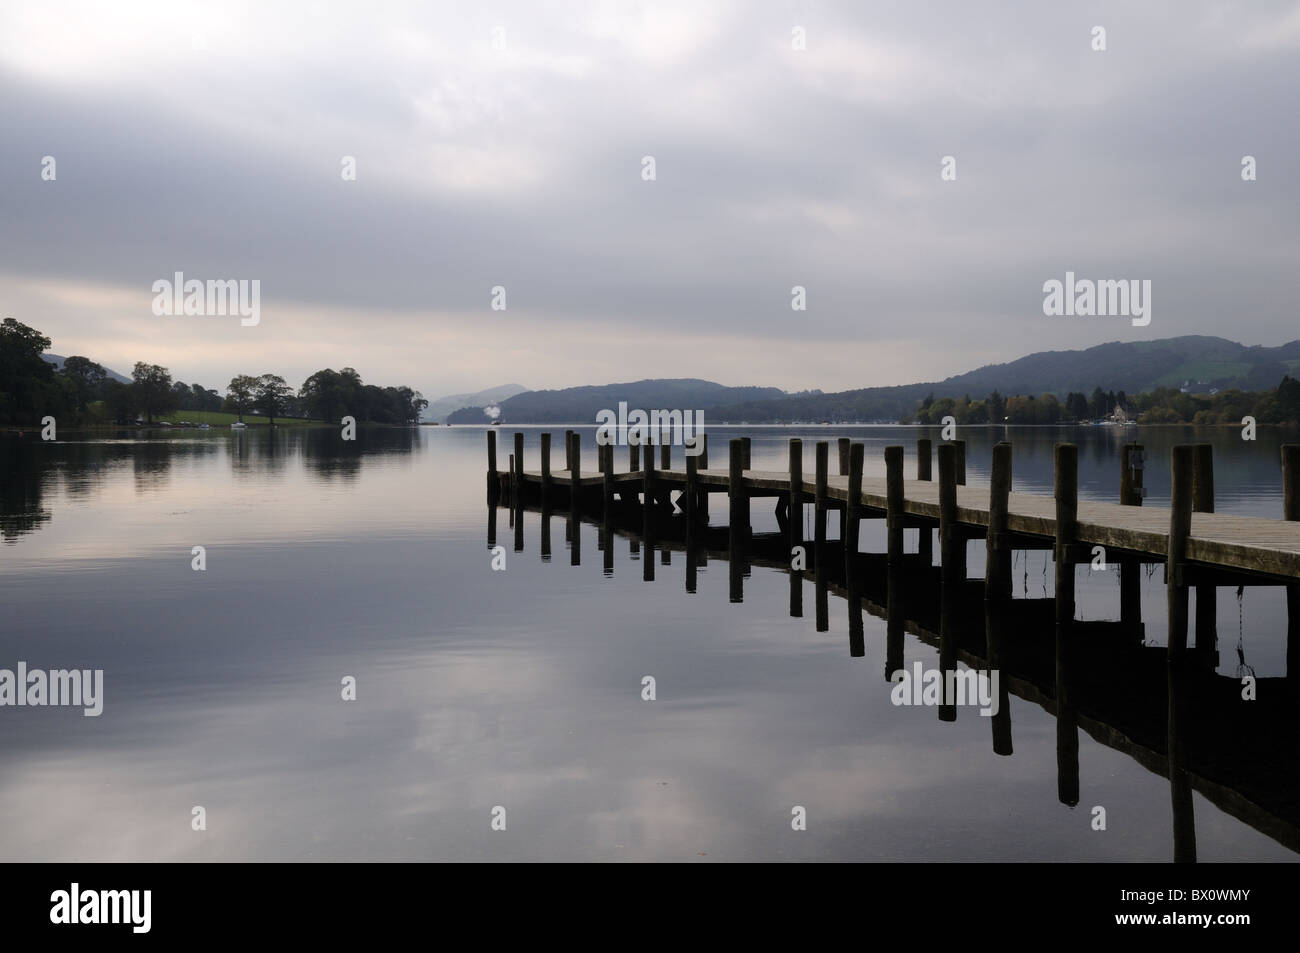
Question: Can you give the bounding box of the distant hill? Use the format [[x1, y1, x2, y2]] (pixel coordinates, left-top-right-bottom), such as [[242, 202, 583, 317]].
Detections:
[[423, 383, 529, 423], [446, 379, 788, 424], [42, 354, 131, 385], [703, 336, 1300, 422], [446, 337, 1300, 425]]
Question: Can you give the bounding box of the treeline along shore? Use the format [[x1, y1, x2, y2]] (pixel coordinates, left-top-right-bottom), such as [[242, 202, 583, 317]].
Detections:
[[0, 318, 428, 429]]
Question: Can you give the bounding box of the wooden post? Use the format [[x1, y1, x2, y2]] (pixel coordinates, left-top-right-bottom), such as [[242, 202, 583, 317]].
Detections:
[[938, 444, 959, 583], [917, 438, 933, 562], [985, 601, 1013, 756], [513, 434, 524, 507], [1192, 444, 1216, 657], [938, 443, 959, 721], [699, 433, 710, 519], [814, 441, 829, 550], [630, 432, 640, 472], [487, 431, 500, 498], [741, 436, 751, 470], [1120, 443, 1144, 632], [837, 438, 850, 476], [643, 428, 656, 513], [700, 433, 709, 469], [845, 443, 864, 580], [1054, 443, 1078, 628], [685, 451, 697, 524], [814, 441, 829, 632], [1167, 445, 1194, 658], [601, 442, 613, 515], [985, 441, 1012, 602], [729, 439, 748, 546], [540, 431, 552, 503], [789, 439, 803, 619], [955, 439, 966, 485], [885, 445, 904, 566], [661, 437, 670, 472], [1285, 445, 1300, 679]]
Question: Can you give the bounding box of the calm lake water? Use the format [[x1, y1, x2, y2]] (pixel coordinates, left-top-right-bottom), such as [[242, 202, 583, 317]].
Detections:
[[1, 424, 1296, 862]]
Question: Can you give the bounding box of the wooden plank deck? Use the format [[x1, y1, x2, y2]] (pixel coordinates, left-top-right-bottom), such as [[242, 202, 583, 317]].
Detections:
[[507, 465, 1300, 580]]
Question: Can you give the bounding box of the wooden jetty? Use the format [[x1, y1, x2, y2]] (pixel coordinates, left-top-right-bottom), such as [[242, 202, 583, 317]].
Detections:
[[485, 430, 1300, 860]]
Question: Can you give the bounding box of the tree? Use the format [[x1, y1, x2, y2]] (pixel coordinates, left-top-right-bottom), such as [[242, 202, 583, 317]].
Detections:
[[227, 375, 259, 422], [101, 379, 135, 424], [987, 390, 1006, 423], [254, 374, 292, 426], [0, 317, 64, 425], [130, 363, 177, 423], [59, 356, 107, 416], [1065, 391, 1089, 420]]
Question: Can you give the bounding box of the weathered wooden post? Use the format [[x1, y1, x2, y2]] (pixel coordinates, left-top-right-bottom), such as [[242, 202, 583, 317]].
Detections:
[[1120, 443, 1145, 633], [1192, 444, 1216, 658], [601, 441, 613, 517], [563, 430, 573, 473], [885, 445, 904, 565], [1054, 443, 1078, 628], [845, 443, 864, 581], [513, 432, 524, 490], [986, 442, 1012, 602], [938, 443, 959, 721], [569, 434, 581, 565], [741, 436, 751, 470], [487, 430, 500, 499], [643, 428, 656, 514], [1054, 443, 1080, 804], [685, 450, 697, 523], [1284, 444, 1300, 679], [1167, 445, 1194, 658], [729, 438, 748, 546], [814, 441, 829, 631], [789, 439, 803, 619], [917, 438, 933, 562], [661, 434, 671, 472], [698, 433, 710, 520], [955, 439, 966, 485], [540, 431, 552, 504], [837, 437, 850, 539], [629, 431, 640, 472]]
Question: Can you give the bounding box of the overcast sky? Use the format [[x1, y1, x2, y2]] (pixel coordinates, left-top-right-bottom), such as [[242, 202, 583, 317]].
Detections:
[[3, 1, 1299, 399]]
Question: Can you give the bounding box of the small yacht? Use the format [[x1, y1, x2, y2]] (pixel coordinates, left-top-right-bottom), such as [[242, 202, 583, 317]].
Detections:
[[230, 421, 247, 430]]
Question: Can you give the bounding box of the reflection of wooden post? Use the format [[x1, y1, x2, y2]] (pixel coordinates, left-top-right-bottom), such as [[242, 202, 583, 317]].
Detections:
[[729, 439, 745, 602], [885, 446, 903, 565], [487, 431, 500, 498], [1168, 657, 1197, 863], [1120, 443, 1144, 631], [886, 560, 904, 680], [845, 443, 863, 581], [1192, 444, 1216, 656], [1167, 446, 1194, 657], [917, 438, 933, 562], [938, 444, 958, 722], [487, 500, 497, 549], [985, 602, 1013, 756], [1285, 445, 1300, 678], [986, 441, 1012, 603]]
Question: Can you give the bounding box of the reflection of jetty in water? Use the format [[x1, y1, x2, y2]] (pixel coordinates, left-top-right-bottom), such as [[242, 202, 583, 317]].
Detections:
[[487, 430, 1300, 861]]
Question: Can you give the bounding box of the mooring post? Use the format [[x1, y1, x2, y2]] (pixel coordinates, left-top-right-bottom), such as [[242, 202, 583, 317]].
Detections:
[[698, 433, 710, 519], [729, 438, 749, 546], [986, 441, 1012, 602], [788, 439, 803, 619], [661, 436, 670, 472], [1120, 443, 1145, 633], [885, 445, 904, 566], [917, 438, 933, 562], [845, 443, 864, 580], [513, 432, 524, 490], [1192, 444, 1216, 659], [741, 436, 751, 471], [685, 450, 697, 523], [1283, 445, 1300, 679], [487, 430, 500, 499], [540, 431, 552, 503], [837, 438, 850, 538], [601, 441, 613, 516], [629, 432, 640, 472], [955, 439, 966, 485], [1167, 445, 1194, 658], [643, 429, 656, 513], [1054, 443, 1078, 627], [814, 441, 829, 549], [938, 444, 959, 582], [938, 443, 959, 721]]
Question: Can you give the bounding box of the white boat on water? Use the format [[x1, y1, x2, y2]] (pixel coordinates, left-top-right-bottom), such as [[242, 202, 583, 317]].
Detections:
[[230, 421, 247, 430]]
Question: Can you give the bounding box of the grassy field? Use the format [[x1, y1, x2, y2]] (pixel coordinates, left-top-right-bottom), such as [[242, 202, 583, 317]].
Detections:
[[155, 410, 318, 427]]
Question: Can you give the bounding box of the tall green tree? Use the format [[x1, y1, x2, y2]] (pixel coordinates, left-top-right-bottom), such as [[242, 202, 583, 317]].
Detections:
[[254, 374, 292, 426], [130, 362, 178, 423], [59, 356, 108, 416], [227, 374, 259, 422], [0, 317, 64, 425]]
